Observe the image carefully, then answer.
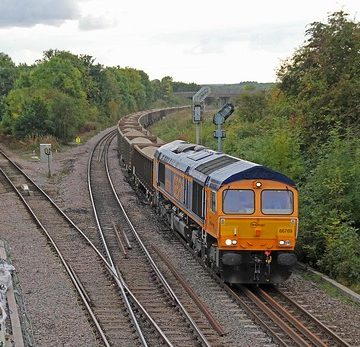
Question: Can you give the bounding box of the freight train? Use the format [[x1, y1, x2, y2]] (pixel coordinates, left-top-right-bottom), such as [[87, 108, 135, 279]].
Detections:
[[117, 107, 298, 284]]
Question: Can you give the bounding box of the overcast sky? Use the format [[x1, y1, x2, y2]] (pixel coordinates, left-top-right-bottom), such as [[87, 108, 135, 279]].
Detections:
[[0, 0, 359, 84]]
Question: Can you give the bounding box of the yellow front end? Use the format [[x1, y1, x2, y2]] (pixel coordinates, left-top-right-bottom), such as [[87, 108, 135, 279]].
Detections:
[[205, 179, 298, 283], [219, 217, 298, 251]]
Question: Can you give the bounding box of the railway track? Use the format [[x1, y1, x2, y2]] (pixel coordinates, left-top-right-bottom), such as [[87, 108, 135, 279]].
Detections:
[[0, 149, 141, 346], [151, 211, 357, 346], [88, 129, 223, 346], [227, 285, 351, 347], [159, 213, 356, 346], [153, 206, 355, 346], [226, 284, 352, 347], [264, 286, 353, 345]]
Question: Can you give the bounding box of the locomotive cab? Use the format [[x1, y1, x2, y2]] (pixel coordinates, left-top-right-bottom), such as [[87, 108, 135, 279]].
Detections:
[[205, 179, 298, 284]]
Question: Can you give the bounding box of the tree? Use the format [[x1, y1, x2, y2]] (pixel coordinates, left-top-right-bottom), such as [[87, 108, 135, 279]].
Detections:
[[120, 67, 147, 110], [172, 81, 200, 92], [235, 90, 267, 122], [299, 129, 360, 285], [160, 76, 173, 101], [40, 50, 99, 101], [30, 56, 86, 99], [13, 96, 51, 138], [277, 11, 360, 148], [49, 92, 84, 142], [0, 53, 17, 121], [0, 53, 16, 96]]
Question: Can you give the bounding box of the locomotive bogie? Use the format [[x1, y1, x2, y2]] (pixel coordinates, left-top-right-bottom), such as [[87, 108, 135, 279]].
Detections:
[[220, 250, 296, 283]]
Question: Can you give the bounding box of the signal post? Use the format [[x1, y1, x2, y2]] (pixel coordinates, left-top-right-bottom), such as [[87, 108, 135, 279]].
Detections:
[[192, 87, 211, 144]]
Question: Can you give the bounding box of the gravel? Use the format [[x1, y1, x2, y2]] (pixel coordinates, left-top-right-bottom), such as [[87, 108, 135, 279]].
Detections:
[[0, 131, 112, 347], [280, 271, 360, 345]]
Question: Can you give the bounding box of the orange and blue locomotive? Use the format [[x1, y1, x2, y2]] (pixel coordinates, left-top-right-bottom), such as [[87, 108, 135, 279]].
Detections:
[[118, 108, 299, 284]]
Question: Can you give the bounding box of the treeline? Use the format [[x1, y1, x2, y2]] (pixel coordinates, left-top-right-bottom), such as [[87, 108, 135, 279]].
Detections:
[[151, 11, 360, 290], [0, 50, 179, 143]]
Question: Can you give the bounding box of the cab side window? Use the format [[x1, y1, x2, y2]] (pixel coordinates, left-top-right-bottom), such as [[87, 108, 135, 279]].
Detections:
[[192, 181, 204, 218], [210, 191, 216, 212], [158, 162, 165, 188]]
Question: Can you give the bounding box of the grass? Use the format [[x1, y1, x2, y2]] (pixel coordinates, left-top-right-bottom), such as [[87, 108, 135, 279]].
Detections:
[[149, 107, 219, 145]]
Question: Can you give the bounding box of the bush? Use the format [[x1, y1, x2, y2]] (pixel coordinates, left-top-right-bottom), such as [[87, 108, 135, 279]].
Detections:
[[320, 222, 360, 286], [298, 130, 360, 287]]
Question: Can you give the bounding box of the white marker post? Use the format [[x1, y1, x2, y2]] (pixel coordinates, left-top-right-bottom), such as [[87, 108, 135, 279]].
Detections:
[[40, 144, 52, 177]]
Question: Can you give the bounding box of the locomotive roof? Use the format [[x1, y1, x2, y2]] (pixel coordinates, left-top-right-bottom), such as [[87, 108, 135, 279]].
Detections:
[[155, 140, 296, 190]]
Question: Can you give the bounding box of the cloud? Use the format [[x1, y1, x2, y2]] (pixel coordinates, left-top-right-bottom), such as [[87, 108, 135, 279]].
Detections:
[[157, 22, 306, 55], [0, 0, 80, 28], [78, 15, 117, 31]]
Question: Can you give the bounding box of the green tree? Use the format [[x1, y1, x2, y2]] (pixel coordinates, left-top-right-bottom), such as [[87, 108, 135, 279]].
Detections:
[[235, 90, 267, 122], [299, 129, 360, 285], [120, 67, 147, 110], [172, 81, 200, 92], [13, 96, 51, 138], [0, 53, 17, 121], [160, 76, 173, 101], [30, 56, 86, 99], [40, 50, 99, 101], [0, 53, 16, 95], [49, 92, 84, 142], [277, 11, 360, 149], [151, 79, 162, 101], [138, 70, 155, 107], [92, 67, 123, 119]]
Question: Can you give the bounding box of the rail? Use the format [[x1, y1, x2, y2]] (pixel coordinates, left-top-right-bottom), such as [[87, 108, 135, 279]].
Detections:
[[0, 154, 110, 347], [88, 130, 175, 346]]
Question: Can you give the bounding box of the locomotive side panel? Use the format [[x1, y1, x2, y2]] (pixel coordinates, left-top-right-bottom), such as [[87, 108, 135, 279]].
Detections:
[[154, 159, 204, 226]]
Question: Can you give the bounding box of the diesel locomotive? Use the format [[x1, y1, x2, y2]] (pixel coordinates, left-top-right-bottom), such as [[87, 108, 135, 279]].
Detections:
[[118, 107, 298, 284]]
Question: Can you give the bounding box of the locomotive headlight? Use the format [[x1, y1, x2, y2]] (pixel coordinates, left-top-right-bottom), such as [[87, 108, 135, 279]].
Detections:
[[285, 240, 291, 246], [279, 240, 291, 246], [279, 240, 285, 245], [253, 181, 262, 188], [225, 239, 232, 246], [232, 240, 237, 245]]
